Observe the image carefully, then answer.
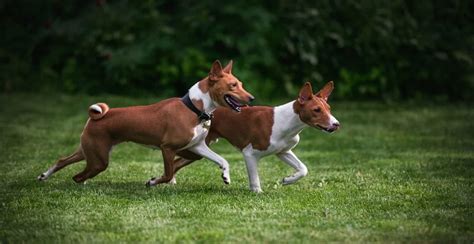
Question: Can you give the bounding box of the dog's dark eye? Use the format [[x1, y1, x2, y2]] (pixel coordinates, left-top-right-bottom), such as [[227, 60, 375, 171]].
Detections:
[[231, 83, 238, 88], [314, 107, 321, 113]]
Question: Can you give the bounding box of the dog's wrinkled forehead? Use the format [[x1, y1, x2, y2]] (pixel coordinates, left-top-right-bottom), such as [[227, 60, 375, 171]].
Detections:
[[312, 96, 331, 111], [298, 93, 330, 113], [223, 74, 239, 83], [209, 74, 235, 90]]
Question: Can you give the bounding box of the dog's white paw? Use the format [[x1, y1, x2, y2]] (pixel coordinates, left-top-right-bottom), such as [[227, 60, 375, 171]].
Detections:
[[168, 177, 177, 185], [282, 176, 297, 185], [37, 173, 48, 181], [250, 186, 263, 193], [145, 177, 157, 187], [282, 171, 307, 185], [222, 169, 231, 184]]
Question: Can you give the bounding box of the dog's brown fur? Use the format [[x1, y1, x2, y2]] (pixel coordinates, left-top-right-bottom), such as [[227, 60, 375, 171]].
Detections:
[[206, 107, 274, 151], [39, 60, 254, 184]]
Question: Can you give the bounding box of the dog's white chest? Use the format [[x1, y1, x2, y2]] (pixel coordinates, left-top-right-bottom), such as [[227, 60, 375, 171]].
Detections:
[[180, 121, 211, 150], [254, 134, 300, 157], [244, 102, 306, 157], [271, 134, 300, 151]]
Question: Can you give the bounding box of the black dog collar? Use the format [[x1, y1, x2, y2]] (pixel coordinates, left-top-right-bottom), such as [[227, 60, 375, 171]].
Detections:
[[181, 93, 213, 121]]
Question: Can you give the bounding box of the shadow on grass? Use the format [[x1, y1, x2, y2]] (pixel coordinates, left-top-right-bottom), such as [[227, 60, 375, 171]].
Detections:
[[6, 178, 252, 201]]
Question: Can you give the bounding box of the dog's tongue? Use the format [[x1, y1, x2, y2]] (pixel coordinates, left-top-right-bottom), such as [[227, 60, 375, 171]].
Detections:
[[225, 95, 243, 112]]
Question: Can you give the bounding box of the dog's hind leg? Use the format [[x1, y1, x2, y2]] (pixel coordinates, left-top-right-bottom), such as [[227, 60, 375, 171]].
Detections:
[[72, 159, 109, 184], [277, 150, 308, 185], [167, 157, 197, 184], [168, 150, 203, 184], [146, 147, 177, 186], [72, 141, 111, 183], [38, 147, 85, 181]]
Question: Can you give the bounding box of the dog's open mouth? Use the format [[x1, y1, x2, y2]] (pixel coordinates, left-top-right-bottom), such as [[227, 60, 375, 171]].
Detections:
[[224, 94, 244, 112], [316, 124, 335, 133]]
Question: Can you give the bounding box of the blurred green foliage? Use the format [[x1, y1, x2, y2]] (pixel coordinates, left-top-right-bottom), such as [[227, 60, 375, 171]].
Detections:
[[1, 0, 473, 101]]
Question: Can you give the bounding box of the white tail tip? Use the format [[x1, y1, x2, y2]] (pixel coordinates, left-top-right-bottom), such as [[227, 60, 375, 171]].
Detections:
[[89, 104, 102, 114]]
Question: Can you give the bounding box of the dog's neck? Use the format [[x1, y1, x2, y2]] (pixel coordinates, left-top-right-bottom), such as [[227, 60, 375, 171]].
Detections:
[[188, 79, 218, 114], [273, 101, 308, 137]]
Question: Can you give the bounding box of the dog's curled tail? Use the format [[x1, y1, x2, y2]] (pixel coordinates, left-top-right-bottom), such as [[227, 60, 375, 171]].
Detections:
[[88, 103, 109, 120]]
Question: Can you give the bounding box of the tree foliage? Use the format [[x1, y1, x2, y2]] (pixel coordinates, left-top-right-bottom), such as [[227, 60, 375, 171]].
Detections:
[[1, 0, 473, 100]]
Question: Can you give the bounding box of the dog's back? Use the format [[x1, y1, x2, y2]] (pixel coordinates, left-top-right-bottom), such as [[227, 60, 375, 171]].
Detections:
[[83, 98, 197, 147]]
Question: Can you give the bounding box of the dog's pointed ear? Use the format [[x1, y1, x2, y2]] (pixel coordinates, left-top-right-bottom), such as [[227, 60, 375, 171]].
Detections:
[[298, 82, 313, 104], [315, 81, 334, 101], [222, 60, 233, 74], [209, 60, 223, 83]]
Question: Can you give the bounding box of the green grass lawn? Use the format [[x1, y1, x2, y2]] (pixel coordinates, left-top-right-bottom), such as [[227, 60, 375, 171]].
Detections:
[[0, 93, 473, 242]]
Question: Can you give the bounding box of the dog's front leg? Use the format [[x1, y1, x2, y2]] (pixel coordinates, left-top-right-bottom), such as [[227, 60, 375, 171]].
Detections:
[[146, 147, 176, 187], [188, 142, 230, 184], [242, 154, 263, 193], [277, 150, 308, 185]]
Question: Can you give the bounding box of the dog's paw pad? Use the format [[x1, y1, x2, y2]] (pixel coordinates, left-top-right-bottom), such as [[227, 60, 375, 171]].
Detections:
[[37, 174, 46, 181], [282, 178, 296, 185], [72, 176, 82, 183], [221, 173, 231, 184], [168, 178, 177, 185], [145, 177, 156, 187]]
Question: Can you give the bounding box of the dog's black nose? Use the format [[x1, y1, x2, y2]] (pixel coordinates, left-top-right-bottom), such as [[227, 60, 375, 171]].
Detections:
[[249, 96, 255, 103], [333, 122, 340, 127]]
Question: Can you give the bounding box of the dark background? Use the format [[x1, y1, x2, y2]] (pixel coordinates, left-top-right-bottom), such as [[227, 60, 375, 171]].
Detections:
[[1, 0, 473, 101]]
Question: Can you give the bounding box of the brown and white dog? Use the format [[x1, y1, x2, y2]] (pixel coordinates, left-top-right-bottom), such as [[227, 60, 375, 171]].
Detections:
[[37, 60, 254, 186], [172, 81, 339, 192]]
